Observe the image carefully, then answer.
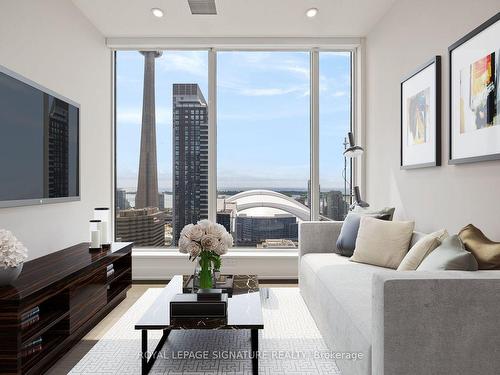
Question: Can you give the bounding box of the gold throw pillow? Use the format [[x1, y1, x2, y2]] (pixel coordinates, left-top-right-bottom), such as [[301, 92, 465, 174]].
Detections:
[[458, 224, 500, 270]]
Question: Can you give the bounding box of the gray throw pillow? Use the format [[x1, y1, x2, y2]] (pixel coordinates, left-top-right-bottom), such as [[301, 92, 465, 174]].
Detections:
[[335, 212, 391, 257], [350, 206, 396, 220], [417, 235, 478, 271]]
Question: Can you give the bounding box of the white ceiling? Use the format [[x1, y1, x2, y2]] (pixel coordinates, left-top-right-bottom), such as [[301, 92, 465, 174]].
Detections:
[[72, 0, 397, 38]]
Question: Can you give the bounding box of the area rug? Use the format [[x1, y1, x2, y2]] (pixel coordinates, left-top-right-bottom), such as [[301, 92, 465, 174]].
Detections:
[[69, 288, 340, 374]]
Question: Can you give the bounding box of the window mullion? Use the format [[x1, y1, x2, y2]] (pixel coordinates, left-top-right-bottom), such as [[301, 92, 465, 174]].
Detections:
[[310, 49, 320, 221], [208, 48, 217, 222]]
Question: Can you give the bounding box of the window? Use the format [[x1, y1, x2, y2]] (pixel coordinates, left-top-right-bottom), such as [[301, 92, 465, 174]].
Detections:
[[114, 48, 354, 249], [115, 51, 208, 247], [319, 52, 353, 221], [216, 52, 310, 249]]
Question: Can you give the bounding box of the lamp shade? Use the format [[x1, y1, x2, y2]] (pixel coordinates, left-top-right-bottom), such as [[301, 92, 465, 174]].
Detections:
[[343, 132, 364, 158]]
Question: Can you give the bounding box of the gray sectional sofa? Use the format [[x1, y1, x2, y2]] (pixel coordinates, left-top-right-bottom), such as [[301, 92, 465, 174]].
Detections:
[[299, 221, 500, 375]]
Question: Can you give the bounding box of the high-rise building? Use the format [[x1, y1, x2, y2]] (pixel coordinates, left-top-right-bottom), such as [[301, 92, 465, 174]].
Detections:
[[158, 192, 165, 210], [115, 207, 165, 247], [116, 188, 130, 210], [172, 84, 209, 245], [135, 51, 161, 209], [216, 210, 232, 233], [324, 190, 348, 221]]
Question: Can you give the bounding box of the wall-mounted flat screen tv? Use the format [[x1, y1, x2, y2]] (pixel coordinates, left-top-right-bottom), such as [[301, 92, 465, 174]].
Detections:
[[0, 65, 79, 208]]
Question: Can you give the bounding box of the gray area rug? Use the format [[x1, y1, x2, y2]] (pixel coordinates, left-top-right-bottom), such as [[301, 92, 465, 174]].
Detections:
[[69, 288, 340, 374]]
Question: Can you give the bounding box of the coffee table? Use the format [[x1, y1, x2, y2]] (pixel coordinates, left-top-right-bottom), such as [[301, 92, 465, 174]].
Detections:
[[135, 275, 264, 375]]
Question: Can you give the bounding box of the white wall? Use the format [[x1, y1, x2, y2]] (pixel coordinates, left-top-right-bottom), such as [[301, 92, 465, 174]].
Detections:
[[365, 0, 500, 237], [132, 251, 298, 280], [0, 0, 111, 260]]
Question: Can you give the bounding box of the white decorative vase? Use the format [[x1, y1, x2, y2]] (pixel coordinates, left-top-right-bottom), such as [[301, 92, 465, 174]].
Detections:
[[0, 263, 23, 286]]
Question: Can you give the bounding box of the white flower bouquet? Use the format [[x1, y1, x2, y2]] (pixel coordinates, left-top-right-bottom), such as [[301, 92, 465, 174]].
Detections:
[[179, 220, 233, 289], [0, 229, 28, 270]]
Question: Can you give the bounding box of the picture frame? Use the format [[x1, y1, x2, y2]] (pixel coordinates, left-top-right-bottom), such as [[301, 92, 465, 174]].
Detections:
[[449, 12, 500, 164], [400, 56, 441, 169]]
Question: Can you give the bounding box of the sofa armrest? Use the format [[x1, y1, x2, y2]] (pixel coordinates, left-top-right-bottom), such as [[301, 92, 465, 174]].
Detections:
[[372, 271, 500, 375], [298, 221, 343, 258]]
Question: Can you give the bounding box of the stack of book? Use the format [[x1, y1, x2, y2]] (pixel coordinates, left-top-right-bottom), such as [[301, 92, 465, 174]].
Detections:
[[106, 264, 114, 280], [20, 306, 40, 329], [21, 337, 43, 358]]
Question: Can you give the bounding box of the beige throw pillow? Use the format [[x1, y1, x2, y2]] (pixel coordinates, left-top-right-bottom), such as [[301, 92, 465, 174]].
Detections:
[[397, 229, 449, 271], [350, 217, 415, 269]]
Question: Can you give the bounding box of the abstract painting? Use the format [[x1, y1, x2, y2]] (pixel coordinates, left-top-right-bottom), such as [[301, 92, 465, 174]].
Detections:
[[460, 51, 498, 134], [407, 87, 430, 145], [450, 12, 500, 164], [401, 57, 440, 169]]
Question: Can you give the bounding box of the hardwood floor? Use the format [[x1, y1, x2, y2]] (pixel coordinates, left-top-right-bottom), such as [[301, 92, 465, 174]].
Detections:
[[46, 282, 296, 374]]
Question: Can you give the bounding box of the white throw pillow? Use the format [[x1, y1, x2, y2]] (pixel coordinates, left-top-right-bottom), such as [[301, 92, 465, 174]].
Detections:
[[350, 217, 415, 269], [397, 229, 449, 271]]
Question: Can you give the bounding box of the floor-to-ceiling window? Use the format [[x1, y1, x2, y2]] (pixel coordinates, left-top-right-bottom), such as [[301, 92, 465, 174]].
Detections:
[[216, 51, 310, 248], [114, 48, 354, 249], [115, 50, 208, 247], [319, 52, 353, 221]]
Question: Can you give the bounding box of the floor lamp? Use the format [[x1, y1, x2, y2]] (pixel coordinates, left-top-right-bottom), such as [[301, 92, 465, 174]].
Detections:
[[342, 132, 369, 208]]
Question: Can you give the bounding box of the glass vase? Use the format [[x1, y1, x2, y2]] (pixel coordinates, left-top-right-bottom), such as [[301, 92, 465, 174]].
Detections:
[[198, 251, 213, 289]]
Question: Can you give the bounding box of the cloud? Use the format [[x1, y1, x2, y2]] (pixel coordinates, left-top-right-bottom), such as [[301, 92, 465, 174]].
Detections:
[[219, 75, 309, 97], [157, 52, 207, 77], [240, 87, 303, 96], [117, 110, 141, 124], [218, 107, 308, 121], [117, 106, 173, 125], [279, 63, 309, 80], [238, 52, 272, 64], [116, 75, 142, 85], [333, 91, 348, 97], [217, 165, 309, 189]]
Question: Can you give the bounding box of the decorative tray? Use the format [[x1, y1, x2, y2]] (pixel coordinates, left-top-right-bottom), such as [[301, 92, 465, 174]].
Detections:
[[183, 274, 234, 297]]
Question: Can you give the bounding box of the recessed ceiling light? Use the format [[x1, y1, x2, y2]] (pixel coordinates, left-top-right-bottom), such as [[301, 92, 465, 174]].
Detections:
[[151, 8, 164, 18], [306, 8, 318, 18]]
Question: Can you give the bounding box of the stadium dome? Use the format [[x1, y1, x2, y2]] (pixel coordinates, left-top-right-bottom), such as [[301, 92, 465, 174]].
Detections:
[[225, 189, 311, 220]]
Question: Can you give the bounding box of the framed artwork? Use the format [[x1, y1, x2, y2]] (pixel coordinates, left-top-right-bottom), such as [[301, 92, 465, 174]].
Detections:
[[401, 56, 441, 169], [449, 12, 500, 164]]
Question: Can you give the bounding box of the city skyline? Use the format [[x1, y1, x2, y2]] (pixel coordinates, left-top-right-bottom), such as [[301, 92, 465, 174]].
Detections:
[[116, 50, 351, 191]]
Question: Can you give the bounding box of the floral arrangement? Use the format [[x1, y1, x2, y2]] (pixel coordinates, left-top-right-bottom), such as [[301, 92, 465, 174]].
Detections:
[[0, 229, 28, 269], [179, 220, 233, 260], [179, 220, 233, 289]]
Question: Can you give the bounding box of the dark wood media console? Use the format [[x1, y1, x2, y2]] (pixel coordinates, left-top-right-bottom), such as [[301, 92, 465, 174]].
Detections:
[[0, 242, 133, 374]]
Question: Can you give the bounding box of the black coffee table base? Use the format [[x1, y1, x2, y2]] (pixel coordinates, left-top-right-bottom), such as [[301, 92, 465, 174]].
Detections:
[[141, 329, 171, 375], [140, 328, 259, 375]]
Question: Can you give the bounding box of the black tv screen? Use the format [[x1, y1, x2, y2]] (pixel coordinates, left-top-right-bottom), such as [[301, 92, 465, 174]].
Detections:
[[0, 66, 79, 207]]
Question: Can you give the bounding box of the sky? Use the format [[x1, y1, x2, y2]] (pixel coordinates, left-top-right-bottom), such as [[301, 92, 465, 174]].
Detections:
[[116, 50, 351, 192]]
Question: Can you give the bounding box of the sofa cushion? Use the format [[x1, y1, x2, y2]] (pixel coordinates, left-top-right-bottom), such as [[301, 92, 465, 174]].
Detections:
[[417, 235, 478, 271], [459, 224, 500, 270], [301, 252, 393, 341], [336, 212, 390, 257], [351, 206, 396, 220], [397, 229, 448, 271], [351, 217, 415, 269]]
